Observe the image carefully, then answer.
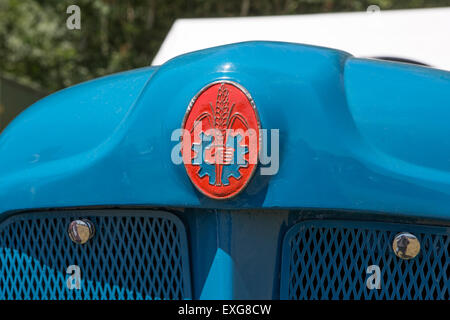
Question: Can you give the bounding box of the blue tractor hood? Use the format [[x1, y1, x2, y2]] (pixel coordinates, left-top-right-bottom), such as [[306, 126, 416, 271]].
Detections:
[[1, 41, 450, 220]]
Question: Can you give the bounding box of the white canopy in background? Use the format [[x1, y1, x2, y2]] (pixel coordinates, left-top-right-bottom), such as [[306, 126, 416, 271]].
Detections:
[[152, 7, 450, 71]]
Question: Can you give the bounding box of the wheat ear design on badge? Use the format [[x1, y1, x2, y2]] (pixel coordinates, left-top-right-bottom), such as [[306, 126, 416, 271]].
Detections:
[[191, 83, 251, 186]]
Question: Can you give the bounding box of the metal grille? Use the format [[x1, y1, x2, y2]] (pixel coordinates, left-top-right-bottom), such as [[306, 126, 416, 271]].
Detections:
[[0, 210, 191, 300], [280, 220, 449, 300]]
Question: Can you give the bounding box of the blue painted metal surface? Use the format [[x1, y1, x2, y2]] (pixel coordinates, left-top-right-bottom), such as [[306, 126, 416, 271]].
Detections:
[[0, 210, 192, 300], [0, 41, 449, 300], [0, 41, 449, 219], [280, 220, 449, 300], [182, 209, 290, 299]]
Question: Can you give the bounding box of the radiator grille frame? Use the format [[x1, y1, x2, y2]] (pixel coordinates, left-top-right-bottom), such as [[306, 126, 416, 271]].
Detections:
[[0, 210, 192, 300], [280, 220, 449, 300]]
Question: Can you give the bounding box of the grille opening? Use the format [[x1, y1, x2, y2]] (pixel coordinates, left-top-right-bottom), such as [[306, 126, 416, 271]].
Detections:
[[0, 211, 191, 300], [282, 221, 449, 300]]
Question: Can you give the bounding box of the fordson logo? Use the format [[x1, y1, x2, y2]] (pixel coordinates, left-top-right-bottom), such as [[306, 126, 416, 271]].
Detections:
[[181, 81, 260, 199]]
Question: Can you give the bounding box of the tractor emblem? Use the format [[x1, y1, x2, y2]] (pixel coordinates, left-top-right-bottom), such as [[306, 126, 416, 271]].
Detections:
[[182, 81, 260, 199]]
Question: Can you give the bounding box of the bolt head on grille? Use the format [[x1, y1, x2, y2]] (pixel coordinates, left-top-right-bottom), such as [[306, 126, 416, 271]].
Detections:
[[68, 219, 95, 244], [393, 232, 420, 260]]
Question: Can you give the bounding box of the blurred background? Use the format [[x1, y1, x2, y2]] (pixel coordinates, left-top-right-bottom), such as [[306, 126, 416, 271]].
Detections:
[[0, 0, 449, 130]]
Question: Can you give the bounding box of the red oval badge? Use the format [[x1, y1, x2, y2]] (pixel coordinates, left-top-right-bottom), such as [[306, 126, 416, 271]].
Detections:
[[182, 81, 260, 199]]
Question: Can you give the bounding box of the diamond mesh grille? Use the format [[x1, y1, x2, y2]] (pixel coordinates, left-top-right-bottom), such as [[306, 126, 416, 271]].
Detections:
[[280, 220, 449, 300], [0, 210, 191, 300]]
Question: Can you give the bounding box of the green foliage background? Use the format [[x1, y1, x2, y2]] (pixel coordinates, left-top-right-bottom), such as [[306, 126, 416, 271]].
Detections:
[[0, 0, 449, 92]]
